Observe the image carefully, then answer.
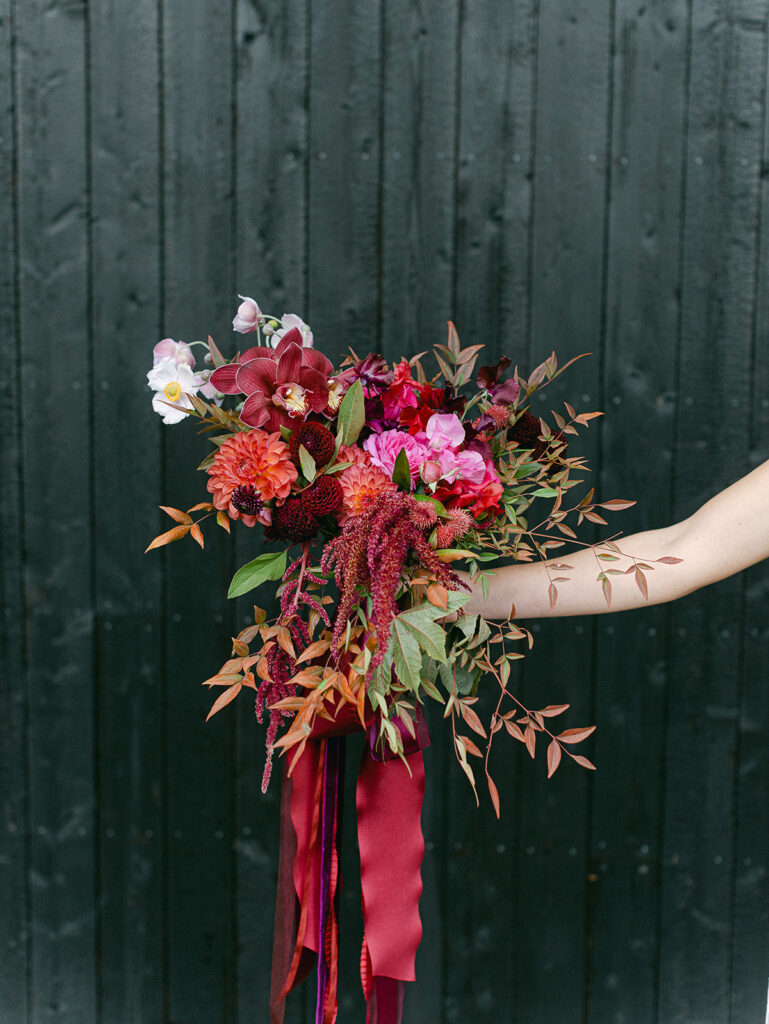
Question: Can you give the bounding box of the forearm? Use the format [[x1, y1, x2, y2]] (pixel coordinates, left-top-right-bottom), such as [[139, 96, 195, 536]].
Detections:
[[458, 524, 681, 619], [458, 458, 769, 620]]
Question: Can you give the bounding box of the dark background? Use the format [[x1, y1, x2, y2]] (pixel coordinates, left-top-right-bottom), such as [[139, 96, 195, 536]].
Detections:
[[2, 1, 769, 1022]]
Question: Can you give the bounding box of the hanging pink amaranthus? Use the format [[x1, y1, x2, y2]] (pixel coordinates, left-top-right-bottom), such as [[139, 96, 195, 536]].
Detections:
[[320, 491, 469, 678]]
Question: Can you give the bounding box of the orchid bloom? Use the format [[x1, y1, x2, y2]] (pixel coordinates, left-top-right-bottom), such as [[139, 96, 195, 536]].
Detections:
[[147, 357, 199, 424], [236, 328, 333, 430]]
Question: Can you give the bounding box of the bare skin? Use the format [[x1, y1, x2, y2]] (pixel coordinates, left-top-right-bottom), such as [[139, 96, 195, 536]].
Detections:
[[456, 458, 769, 620]]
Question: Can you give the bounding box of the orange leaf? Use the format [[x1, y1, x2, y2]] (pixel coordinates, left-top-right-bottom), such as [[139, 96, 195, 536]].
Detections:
[[601, 575, 612, 607], [557, 726, 596, 744], [189, 523, 205, 549], [296, 640, 331, 664], [460, 702, 487, 738], [426, 583, 449, 611], [524, 726, 536, 759], [571, 753, 596, 770], [241, 672, 257, 690], [547, 739, 562, 778], [216, 511, 231, 533], [457, 735, 483, 758], [145, 524, 190, 552], [548, 582, 558, 610], [206, 681, 242, 720], [187, 502, 216, 513], [597, 498, 636, 510], [539, 704, 570, 717], [504, 719, 525, 742], [275, 626, 295, 658], [357, 677, 367, 729], [160, 505, 192, 524], [656, 555, 683, 564], [486, 773, 501, 819], [635, 566, 649, 600]]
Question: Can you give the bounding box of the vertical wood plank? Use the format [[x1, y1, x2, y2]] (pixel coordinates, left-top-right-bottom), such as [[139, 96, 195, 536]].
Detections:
[[232, 1, 310, 1020], [379, 0, 458, 358], [729, 9, 769, 1021], [0, 2, 28, 1020], [518, 1, 614, 1019], [14, 0, 97, 1020], [441, 3, 538, 1020], [88, 2, 164, 1022], [658, 6, 768, 1021], [307, 0, 382, 360], [587, 3, 690, 1022], [162, 1, 238, 1020]]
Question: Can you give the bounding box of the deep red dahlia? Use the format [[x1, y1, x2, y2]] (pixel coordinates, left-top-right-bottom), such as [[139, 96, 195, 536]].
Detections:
[[305, 476, 343, 516], [267, 496, 319, 543], [289, 421, 336, 467]]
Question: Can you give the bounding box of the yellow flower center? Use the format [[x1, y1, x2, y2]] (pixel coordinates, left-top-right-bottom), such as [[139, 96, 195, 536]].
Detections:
[[273, 383, 308, 417], [164, 381, 182, 402]]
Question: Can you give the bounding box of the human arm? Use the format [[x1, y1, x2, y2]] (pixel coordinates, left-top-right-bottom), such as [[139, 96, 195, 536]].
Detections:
[[456, 458, 769, 620]]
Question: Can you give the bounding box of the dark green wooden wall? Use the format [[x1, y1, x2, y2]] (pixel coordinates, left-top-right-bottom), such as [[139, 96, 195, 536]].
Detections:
[[2, 1, 768, 1021]]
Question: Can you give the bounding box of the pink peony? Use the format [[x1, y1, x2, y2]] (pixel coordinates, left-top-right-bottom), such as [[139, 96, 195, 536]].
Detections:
[[233, 295, 263, 333], [362, 430, 430, 490]]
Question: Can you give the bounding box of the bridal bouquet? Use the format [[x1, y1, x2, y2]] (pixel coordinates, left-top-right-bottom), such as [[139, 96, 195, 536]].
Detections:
[[146, 296, 638, 1023]]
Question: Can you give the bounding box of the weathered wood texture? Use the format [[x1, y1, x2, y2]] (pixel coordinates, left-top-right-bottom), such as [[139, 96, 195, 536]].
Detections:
[[2, 1, 768, 1022]]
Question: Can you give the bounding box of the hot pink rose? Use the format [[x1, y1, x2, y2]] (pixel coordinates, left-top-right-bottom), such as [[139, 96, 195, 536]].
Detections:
[[363, 430, 430, 490]]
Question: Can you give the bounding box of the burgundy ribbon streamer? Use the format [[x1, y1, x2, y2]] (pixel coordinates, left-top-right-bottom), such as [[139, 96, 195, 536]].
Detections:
[[270, 702, 430, 1024]]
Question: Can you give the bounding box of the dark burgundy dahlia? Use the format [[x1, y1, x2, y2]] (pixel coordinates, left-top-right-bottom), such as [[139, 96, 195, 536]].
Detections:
[[305, 476, 343, 516], [289, 421, 336, 467], [267, 496, 319, 543]]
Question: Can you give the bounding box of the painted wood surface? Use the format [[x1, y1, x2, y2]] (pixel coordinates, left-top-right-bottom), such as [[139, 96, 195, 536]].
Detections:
[[2, 1, 768, 1022]]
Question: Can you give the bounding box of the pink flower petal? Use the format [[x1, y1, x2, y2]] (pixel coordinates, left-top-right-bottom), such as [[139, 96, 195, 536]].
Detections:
[[241, 345, 277, 361], [237, 358, 277, 395], [299, 366, 330, 411]]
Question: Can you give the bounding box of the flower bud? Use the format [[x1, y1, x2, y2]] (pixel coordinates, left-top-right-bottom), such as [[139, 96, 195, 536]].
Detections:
[[232, 295, 262, 334]]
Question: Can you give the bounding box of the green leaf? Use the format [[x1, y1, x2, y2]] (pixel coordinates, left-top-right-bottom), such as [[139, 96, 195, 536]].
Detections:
[[326, 460, 352, 474], [391, 447, 412, 490], [390, 619, 423, 690], [279, 425, 292, 442], [227, 550, 287, 599], [335, 379, 366, 446], [531, 487, 559, 498], [395, 602, 448, 662], [298, 444, 317, 482]]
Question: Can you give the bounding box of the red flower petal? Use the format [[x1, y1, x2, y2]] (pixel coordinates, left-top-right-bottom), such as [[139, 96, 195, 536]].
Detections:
[[210, 363, 242, 394], [237, 357, 277, 395], [240, 393, 271, 427], [299, 366, 330, 411], [273, 328, 303, 357], [301, 347, 334, 378], [276, 343, 303, 385], [241, 345, 277, 361]]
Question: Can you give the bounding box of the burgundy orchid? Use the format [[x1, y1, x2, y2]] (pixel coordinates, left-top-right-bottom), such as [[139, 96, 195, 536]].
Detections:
[[235, 328, 333, 430], [209, 344, 277, 395]]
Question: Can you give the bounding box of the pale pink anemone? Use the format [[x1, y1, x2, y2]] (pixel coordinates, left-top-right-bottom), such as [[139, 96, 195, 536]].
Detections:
[[209, 328, 333, 431]]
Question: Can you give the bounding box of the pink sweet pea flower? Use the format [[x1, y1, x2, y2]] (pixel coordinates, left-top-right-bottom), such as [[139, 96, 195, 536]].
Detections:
[[153, 338, 195, 369], [233, 295, 263, 334], [363, 430, 430, 490]]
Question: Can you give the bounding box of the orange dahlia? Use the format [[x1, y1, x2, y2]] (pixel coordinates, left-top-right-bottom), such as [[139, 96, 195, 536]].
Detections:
[[206, 429, 298, 527], [338, 462, 397, 521]]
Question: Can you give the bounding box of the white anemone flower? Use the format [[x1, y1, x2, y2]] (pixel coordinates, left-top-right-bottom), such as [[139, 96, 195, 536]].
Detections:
[[147, 357, 199, 424], [269, 313, 314, 348]]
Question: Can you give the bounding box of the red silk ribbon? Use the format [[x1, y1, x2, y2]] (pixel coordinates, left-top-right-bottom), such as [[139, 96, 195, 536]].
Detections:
[[269, 701, 429, 1024]]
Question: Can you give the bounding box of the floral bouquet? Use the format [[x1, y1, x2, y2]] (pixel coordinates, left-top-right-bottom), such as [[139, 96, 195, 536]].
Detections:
[[146, 296, 640, 1024]]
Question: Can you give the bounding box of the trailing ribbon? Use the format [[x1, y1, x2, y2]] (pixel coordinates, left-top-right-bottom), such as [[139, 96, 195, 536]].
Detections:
[[269, 699, 430, 1024]]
